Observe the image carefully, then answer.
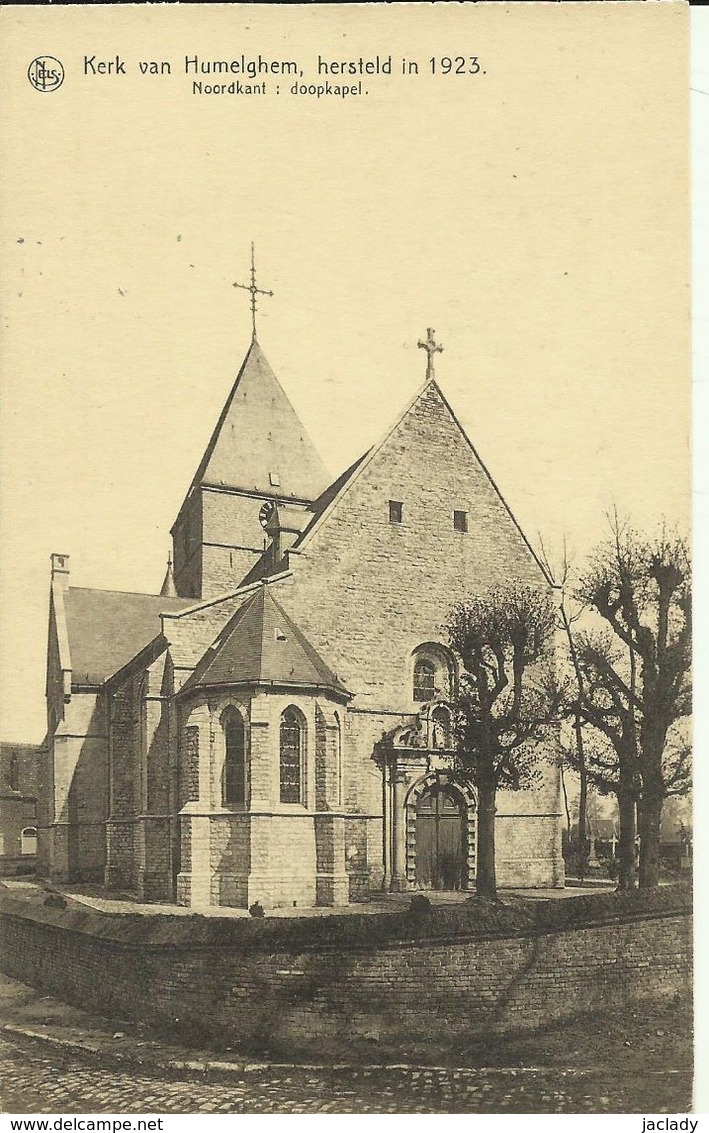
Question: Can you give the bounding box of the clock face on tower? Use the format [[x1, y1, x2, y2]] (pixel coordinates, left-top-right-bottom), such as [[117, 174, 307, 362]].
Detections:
[[259, 500, 275, 529]]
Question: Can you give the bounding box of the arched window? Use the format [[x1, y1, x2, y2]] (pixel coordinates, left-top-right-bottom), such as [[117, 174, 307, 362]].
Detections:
[[280, 707, 303, 804], [412, 643, 457, 703], [21, 827, 37, 856], [431, 706, 452, 750], [222, 709, 246, 806], [413, 658, 436, 702]]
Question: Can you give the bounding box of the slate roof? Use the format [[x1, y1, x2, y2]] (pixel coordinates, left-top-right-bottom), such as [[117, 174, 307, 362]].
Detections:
[[303, 450, 371, 527], [237, 541, 278, 588], [178, 338, 331, 509], [64, 587, 193, 686], [181, 584, 349, 697], [571, 818, 618, 840]]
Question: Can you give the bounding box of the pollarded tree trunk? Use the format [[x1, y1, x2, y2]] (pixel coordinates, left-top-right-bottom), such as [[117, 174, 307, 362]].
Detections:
[[562, 605, 589, 880], [476, 778, 497, 899], [577, 748, 589, 881], [638, 792, 663, 888], [638, 723, 669, 888], [617, 790, 637, 891]]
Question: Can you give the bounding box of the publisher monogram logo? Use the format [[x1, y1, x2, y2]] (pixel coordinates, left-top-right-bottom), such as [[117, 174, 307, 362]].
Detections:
[[28, 56, 65, 92]]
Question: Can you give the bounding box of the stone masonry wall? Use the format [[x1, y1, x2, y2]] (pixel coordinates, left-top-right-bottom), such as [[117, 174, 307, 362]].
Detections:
[[200, 490, 269, 598], [172, 490, 202, 600], [0, 798, 37, 873], [105, 679, 138, 891], [266, 382, 564, 888], [46, 694, 107, 884], [163, 593, 250, 673], [159, 382, 565, 899], [0, 905, 691, 1059], [279, 381, 547, 714]]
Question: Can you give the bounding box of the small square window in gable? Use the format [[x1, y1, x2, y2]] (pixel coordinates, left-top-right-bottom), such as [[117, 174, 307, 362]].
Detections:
[[453, 510, 468, 533], [389, 500, 403, 524]]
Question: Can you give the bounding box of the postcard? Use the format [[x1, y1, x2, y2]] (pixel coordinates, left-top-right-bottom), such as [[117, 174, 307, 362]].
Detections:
[[0, 1, 693, 1120]]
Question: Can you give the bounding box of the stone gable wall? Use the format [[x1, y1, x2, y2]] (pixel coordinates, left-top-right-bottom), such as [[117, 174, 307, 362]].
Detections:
[[267, 382, 562, 886], [281, 382, 545, 711]]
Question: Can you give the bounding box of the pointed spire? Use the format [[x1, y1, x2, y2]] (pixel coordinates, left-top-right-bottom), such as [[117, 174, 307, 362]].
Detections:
[[160, 554, 177, 598], [181, 338, 331, 500]]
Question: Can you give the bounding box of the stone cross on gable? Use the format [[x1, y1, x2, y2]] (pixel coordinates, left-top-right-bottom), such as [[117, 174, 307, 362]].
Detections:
[[233, 243, 274, 341], [418, 327, 443, 379]]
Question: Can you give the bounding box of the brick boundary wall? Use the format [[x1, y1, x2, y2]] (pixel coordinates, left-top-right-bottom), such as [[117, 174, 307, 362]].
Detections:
[[0, 905, 692, 1057]]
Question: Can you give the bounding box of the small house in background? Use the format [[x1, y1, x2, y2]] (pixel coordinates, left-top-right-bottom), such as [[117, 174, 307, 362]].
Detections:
[[589, 817, 619, 862], [659, 802, 693, 871], [0, 742, 42, 875], [567, 799, 692, 875], [568, 816, 619, 867]]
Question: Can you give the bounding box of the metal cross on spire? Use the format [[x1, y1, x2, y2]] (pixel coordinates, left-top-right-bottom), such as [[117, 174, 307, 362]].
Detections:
[[233, 243, 274, 341], [418, 327, 443, 379]]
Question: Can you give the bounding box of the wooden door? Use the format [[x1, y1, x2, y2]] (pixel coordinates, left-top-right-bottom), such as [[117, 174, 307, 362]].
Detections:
[[415, 784, 465, 890]]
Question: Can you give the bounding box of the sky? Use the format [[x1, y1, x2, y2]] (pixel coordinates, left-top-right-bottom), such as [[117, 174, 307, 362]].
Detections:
[[0, 2, 692, 745]]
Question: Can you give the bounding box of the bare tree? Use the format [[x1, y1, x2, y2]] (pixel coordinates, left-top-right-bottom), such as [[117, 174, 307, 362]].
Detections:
[[575, 517, 691, 888], [562, 627, 641, 890], [537, 537, 591, 879], [446, 583, 559, 899]]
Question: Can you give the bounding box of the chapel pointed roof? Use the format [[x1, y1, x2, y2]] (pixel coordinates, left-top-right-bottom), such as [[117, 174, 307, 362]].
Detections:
[[180, 338, 331, 507], [181, 583, 350, 698], [159, 555, 177, 597]]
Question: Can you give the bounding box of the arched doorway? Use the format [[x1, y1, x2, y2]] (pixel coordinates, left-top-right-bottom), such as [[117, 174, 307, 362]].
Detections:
[[415, 783, 465, 889]]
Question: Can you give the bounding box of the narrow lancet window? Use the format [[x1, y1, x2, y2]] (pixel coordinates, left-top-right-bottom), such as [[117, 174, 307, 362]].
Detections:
[[223, 709, 246, 806], [280, 707, 303, 804]]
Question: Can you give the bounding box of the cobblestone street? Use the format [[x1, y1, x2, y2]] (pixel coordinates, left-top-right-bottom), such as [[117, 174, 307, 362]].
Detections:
[[0, 1036, 693, 1115]]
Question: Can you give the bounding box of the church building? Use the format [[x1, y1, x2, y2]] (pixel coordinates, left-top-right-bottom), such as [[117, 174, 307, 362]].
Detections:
[[40, 274, 564, 907]]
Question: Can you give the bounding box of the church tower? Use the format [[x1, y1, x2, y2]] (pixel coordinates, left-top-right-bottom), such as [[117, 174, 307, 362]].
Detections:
[[171, 252, 331, 598]]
